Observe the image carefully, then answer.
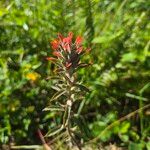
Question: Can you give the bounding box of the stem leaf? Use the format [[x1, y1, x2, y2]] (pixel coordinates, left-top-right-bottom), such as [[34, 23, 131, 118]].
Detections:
[[74, 84, 90, 93], [50, 90, 66, 102]]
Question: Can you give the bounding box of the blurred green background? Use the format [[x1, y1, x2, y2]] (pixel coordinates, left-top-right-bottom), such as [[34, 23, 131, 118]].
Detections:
[[0, 0, 150, 149]]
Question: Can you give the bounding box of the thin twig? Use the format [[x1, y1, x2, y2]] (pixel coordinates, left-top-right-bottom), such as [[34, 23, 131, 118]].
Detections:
[[87, 103, 150, 144], [37, 129, 52, 150], [11, 145, 42, 149], [65, 105, 71, 126]]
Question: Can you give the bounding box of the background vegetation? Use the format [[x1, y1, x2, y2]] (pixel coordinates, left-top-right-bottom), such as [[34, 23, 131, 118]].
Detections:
[[0, 0, 149, 149]]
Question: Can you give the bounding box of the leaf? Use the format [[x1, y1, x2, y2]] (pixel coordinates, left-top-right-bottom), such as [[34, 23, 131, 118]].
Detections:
[[74, 84, 90, 93], [50, 90, 66, 102], [146, 142, 150, 150], [125, 93, 148, 101], [121, 52, 136, 62], [92, 31, 124, 44], [119, 121, 130, 134], [73, 116, 92, 140], [46, 125, 64, 137], [92, 36, 109, 44], [75, 63, 91, 71], [51, 86, 61, 91], [43, 106, 64, 112], [139, 82, 150, 94], [46, 76, 62, 80], [77, 63, 91, 68], [129, 131, 140, 141], [128, 142, 144, 150], [0, 8, 8, 17], [91, 121, 106, 136], [119, 134, 129, 143], [62, 74, 73, 84]]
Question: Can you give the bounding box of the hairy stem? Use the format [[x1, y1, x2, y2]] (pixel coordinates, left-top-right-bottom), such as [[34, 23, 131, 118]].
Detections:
[[67, 123, 82, 150]]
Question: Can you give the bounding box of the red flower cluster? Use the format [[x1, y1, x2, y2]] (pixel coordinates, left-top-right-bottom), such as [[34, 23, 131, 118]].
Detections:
[[47, 32, 90, 70]]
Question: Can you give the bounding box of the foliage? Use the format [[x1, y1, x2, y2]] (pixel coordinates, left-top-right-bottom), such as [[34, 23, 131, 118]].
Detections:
[[0, 0, 149, 149]]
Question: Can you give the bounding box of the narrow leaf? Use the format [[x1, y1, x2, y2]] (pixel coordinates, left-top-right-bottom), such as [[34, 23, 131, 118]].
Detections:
[[51, 86, 61, 91], [46, 125, 64, 137], [126, 93, 148, 101], [43, 106, 64, 112], [50, 90, 66, 102], [74, 84, 90, 93]]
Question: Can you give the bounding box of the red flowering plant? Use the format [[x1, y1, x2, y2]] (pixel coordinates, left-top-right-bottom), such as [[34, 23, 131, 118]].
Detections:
[[44, 32, 91, 149]]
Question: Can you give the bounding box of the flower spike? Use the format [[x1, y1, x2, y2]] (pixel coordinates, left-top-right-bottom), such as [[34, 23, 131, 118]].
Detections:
[[47, 32, 91, 73], [45, 32, 91, 149]]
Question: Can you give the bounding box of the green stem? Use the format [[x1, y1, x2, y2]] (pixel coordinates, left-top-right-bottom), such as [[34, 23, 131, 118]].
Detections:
[[11, 145, 42, 149], [139, 92, 143, 136], [67, 123, 82, 150], [139, 83, 150, 137], [65, 104, 72, 127]]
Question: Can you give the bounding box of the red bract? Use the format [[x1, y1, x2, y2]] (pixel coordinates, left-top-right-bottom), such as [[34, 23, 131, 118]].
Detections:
[[53, 51, 62, 58], [47, 32, 90, 71], [50, 32, 83, 53], [63, 32, 73, 44], [46, 57, 56, 61], [75, 36, 83, 46], [65, 62, 72, 68], [76, 46, 83, 54], [63, 44, 71, 52], [58, 33, 64, 41], [51, 40, 59, 50], [62, 32, 73, 52]]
